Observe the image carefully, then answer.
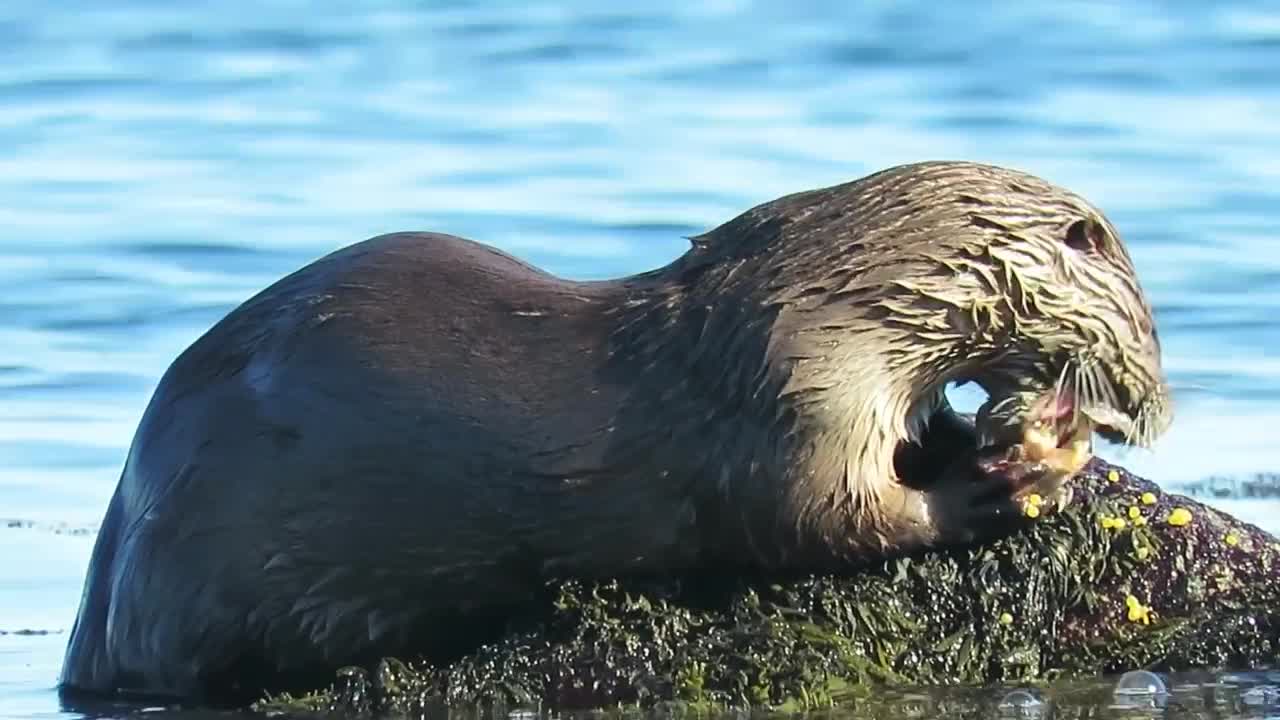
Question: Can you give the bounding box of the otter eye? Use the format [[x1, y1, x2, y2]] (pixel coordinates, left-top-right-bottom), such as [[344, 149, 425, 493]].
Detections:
[[1064, 218, 1105, 254]]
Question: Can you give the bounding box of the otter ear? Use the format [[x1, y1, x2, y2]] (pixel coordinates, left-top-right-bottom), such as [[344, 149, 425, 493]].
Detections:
[[1064, 218, 1107, 254]]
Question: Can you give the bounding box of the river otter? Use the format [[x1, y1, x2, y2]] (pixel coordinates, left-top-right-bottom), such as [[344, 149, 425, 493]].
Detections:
[[59, 161, 1172, 703]]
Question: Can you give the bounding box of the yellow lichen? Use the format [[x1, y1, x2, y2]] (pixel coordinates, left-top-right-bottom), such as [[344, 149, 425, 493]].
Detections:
[[1225, 532, 1239, 547], [1167, 507, 1193, 527], [1133, 516, 1147, 527], [1125, 595, 1153, 625], [1099, 515, 1127, 531], [999, 612, 1013, 625], [1128, 506, 1141, 520], [1022, 492, 1045, 518], [1107, 470, 1120, 483], [1141, 492, 1157, 505]]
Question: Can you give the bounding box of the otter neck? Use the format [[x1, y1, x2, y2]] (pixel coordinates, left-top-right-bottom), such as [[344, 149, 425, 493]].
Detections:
[[596, 271, 959, 569], [588, 271, 798, 567], [767, 340, 954, 559]]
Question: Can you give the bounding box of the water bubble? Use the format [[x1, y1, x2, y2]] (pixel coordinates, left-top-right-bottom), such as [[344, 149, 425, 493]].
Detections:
[[1115, 670, 1167, 694], [1112, 670, 1169, 708], [998, 688, 1047, 717]]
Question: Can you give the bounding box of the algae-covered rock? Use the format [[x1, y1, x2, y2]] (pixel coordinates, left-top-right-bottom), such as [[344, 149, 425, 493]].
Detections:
[[255, 459, 1280, 716]]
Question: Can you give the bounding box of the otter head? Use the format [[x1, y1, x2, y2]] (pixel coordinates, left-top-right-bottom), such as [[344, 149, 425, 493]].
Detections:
[[921, 167, 1174, 452], [720, 161, 1174, 526]]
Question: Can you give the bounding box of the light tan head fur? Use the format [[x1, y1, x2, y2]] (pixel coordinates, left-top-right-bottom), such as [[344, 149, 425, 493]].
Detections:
[[671, 161, 1171, 547]]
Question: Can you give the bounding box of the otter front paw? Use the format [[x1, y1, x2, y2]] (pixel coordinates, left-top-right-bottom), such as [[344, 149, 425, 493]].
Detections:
[[916, 458, 1032, 547], [918, 444, 1087, 549]]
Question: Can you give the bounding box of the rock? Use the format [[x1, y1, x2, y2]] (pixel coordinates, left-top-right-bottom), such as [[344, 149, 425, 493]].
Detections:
[[255, 459, 1280, 715]]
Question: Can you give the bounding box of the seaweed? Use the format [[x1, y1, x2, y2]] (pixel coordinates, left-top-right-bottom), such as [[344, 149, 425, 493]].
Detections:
[[255, 459, 1280, 716]]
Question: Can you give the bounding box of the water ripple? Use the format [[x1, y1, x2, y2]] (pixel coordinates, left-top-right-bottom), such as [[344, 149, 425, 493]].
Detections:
[[1, 2, 1278, 717]]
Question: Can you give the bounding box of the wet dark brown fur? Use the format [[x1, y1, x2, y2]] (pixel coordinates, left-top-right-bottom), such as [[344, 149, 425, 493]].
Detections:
[[59, 161, 1172, 704]]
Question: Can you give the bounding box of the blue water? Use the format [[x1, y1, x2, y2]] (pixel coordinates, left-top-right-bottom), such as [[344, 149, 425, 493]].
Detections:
[[2, 1, 1279, 718]]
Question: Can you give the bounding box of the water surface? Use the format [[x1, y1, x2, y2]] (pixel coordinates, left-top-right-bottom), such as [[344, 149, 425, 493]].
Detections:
[[2, 1, 1279, 719]]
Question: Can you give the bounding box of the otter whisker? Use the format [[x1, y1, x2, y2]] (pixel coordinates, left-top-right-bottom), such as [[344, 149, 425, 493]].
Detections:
[[1166, 380, 1216, 398], [987, 393, 1021, 417], [1061, 358, 1092, 428], [1076, 359, 1104, 421], [1087, 357, 1120, 410], [1077, 360, 1101, 414], [1138, 407, 1159, 448], [1126, 405, 1146, 447], [1053, 360, 1072, 400], [1050, 359, 1074, 420]]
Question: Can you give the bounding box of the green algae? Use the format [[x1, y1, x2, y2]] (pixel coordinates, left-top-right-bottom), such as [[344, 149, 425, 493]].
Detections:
[[254, 460, 1280, 717]]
